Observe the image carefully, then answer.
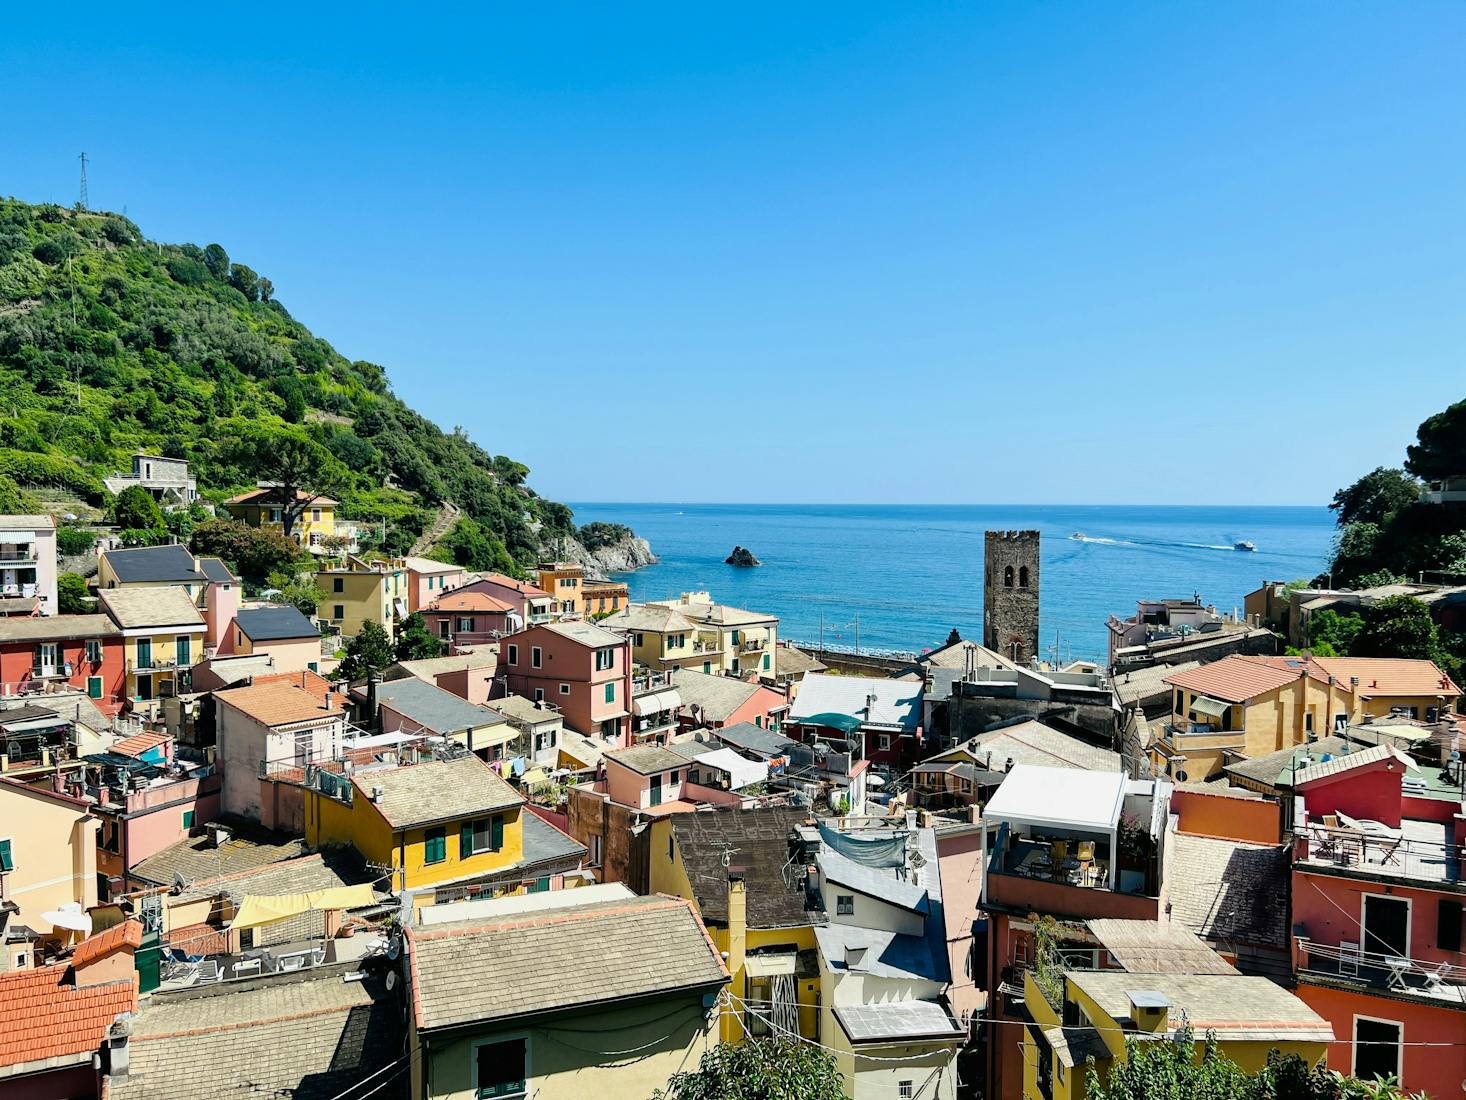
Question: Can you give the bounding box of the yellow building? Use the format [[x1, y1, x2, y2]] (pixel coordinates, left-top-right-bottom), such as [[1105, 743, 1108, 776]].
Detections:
[[97, 586, 206, 704], [305, 754, 526, 899], [1158, 655, 1460, 781], [223, 486, 344, 552], [535, 562, 583, 616], [600, 603, 722, 672], [0, 777, 99, 968], [648, 592, 779, 678], [647, 805, 821, 1043], [315, 556, 409, 640], [581, 578, 629, 618], [1022, 966, 1333, 1100]]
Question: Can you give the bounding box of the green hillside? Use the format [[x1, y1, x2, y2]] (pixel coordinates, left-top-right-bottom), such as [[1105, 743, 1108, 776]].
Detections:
[[0, 196, 585, 567]]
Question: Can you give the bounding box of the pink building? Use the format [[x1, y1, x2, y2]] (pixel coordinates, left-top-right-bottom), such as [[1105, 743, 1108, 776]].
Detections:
[[403, 556, 467, 613], [197, 557, 240, 653], [386, 650, 498, 706], [500, 620, 632, 744], [422, 591, 516, 649], [454, 573, 554, 627]]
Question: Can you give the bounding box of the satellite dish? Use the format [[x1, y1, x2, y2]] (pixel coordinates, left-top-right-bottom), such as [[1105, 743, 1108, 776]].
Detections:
[[386, 941, 401, 961], [385, 970, 398, 990]]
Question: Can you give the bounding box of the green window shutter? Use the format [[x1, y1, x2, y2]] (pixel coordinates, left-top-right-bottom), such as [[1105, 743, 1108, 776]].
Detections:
[[0, 838, 12, 873], [491, 815, 505, 851], [183, 810, 195, 830], [461, 821, 475, 859], [87, 676, 102, 699], [604, 682, 615, 704], [763, 654, 771, 670], [425, 827, 446, 864], [703, 661, 711, 674]]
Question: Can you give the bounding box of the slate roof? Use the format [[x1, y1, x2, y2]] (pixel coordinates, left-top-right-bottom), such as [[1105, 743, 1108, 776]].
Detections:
[[374, 677, 506, 736], [409, 895, 728, 1032], [1222, 736, 1350, 789], [1067, 971, 1333, 1043], [113, 967, 400, 1100], [1292, 743, 1410, 787], [834, 1000, 962, 1044], [0, 613, 118, 643], [1086, 919, 1237, 975], [129, 817, 309, 888], [235, 605, 320, 641], [539, 619, 625, 648], [605, 743, 689, 775], [356, 754, 523, 830], [1164, 832, 1291, 950], [658, 599, 777, 627], [943, 719, 1120, 773], [386, 651, 496, 682], [711, 721, 801, 758], [100, 543, 205, 584], [0, 961, 136, 1071], [673, 669, 768, 723], [486, 694, 563, 727], [1113, 661, 1201, 708], [403, 556, 462, 575], [774, 645, 827, 678], [174, 850, 374, 906], [819, 844, 929, 913], [196, 556, 236, 583], [99, 585, 204, 629], [815, 924, 945, 983], [521, 812, 587, 869], [920, 638, 1019, 672], [789, 673, 922, 732], [671, 806, 821, 928], [600, 604, 700, 633]]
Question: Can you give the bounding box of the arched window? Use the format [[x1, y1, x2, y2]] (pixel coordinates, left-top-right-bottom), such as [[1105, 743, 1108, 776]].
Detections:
[[1003, 565, 1014, 588], [1019, 566, 1030, 588]]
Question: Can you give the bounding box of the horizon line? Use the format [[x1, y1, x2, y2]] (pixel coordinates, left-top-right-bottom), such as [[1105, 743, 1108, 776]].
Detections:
[[564, 500, 1331, 509]]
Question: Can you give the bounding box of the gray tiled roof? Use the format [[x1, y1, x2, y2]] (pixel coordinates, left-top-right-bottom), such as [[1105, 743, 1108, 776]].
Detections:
[[834, 1000, 961, 1043], [99, 585, 204, 629], [410, 896, 727, 1032], [374, 677, 507, 737], [196, 556, 237, 584], [774, 646, 826, 678], [1222, 737, 1349, 788], [818, 845, 928, 913], [711, 722, 801, 758], [128, 817, 307, 888], [0, 613, 118, 643], [815, 924, 943, 982], [101, 543, 205, 584], [946, 719, 1120, 773], [357, 755, 523, 830], [522, 812, 587, 868], [1164, 832, 1291, 950], [605, 743, 689, 775], [174, 850, 374, 906], [671, 806, 821, 929], [113, 967, 401, 1100], [235, 605, 320, 641], [672, 669, 764, 723], [1067, 971, 1333, 1043], [1086, 919, 1237, 975], [540, 619, 625, 648]]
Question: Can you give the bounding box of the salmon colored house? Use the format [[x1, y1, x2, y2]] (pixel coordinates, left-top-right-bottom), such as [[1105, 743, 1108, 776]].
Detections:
[[1289, 743, 1466, 1097], [0, 614, 125, 717], [500, 620, 633, 745], [422, 590, 515, 649], [403, 556, 467, 613]]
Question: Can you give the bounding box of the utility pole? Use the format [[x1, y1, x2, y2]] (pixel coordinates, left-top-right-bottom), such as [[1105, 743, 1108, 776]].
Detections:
[[78, 152, 89, 211]]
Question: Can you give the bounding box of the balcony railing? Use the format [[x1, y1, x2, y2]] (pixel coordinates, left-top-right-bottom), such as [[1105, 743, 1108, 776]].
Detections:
[[128, 657, 191, 674], [1296, 824, 1459, 884], [740, 638, 766, 653], [0, 549, 37, 563], [1297, 936, 1466, 1001], [632, 670, 675, 694]]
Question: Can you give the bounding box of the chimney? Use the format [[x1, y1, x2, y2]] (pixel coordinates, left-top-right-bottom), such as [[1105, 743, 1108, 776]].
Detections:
[[367, 674, 382, 732], [727, 870, 747, 982], [51, 769, 65, 794], [844, 945, 868, 970], [103, 1014, 132, 1080], [1126, 991, 1171, 1033]]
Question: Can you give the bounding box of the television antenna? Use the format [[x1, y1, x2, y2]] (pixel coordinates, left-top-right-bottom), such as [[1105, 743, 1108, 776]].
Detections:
[[78, 152, 89, 210]]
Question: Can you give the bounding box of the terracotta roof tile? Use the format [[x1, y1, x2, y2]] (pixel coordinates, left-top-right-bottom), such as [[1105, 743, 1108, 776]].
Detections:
[[1165, 655, 1324, 703], [0, 964, 136, 1070], [427, 591, 513, 614], [215, 680, 342, 727], [71, 920, 143, 968], [111, 731, 171, 758]]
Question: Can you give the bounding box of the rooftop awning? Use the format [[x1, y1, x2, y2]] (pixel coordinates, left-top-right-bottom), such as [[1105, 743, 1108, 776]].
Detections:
[[632, 690, 682, 717], [1190, 695, 1230, 719], [799, 712, 864, 734], [230, 884, 378, 930], [744, 952, 797, 977]]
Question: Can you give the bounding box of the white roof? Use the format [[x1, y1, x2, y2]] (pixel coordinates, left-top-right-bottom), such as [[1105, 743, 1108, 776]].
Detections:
[[983, 764, 1127, 833], [418, 882, 633, 925], [689, 747, 769, 790], [787, 672, 921, 732]]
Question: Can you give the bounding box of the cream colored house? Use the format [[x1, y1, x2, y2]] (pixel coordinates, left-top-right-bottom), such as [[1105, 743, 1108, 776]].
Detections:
[[648, 592, 779, 678], [600, 603, 722, 672], [98, 585, 207, 705], [0, 778, 99, 967]]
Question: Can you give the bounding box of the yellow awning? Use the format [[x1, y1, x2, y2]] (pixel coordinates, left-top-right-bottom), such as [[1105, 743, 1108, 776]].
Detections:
[[522, 766, 551, 789], [230, 884, 378, 931]]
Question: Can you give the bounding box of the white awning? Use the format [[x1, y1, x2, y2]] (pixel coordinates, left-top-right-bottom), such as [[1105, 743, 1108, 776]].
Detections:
[[632, 690, 682, 717], [744, 952, 797, 977], [692, 747, 769, 790], [1189, 695, 1230, 719]]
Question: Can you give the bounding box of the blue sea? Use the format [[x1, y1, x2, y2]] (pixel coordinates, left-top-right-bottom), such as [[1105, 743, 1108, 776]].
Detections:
[[567, 504, 1336, 662]]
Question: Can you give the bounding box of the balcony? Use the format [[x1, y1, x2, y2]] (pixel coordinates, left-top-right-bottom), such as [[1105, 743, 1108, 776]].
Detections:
[[632, 670, 675, 695], [739, 638, 766, 654], [1296, 819, 1459, 884], [1296, 937, 1466, 1004], [0, 547, 37, 564], [128, 656, 191, 674]]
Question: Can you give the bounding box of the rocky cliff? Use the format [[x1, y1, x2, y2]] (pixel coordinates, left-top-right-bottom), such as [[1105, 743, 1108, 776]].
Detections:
[[560, 530, 658, 579]]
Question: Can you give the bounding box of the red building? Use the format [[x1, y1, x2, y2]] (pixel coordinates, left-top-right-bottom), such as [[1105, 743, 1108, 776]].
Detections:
[[500, 620, 633, 745], [1290, 743, 1466, 1096], [0, 614, 126, 717], [421, 590, 516, 649]]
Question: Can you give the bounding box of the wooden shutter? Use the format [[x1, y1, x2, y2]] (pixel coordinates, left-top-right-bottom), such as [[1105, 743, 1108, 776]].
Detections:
[[1439, 899, 1463, 953], [491, 815, 505, 852], [461, 821, 475, 860]]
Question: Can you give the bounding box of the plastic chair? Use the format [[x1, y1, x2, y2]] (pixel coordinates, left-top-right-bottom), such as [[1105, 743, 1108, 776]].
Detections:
[[1338, 941, 1361, 977], [197, 960, 222, 982], [1077, 841, 1096, 862]]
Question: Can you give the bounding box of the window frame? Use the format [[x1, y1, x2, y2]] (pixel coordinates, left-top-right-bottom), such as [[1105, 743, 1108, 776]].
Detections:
[[836, 894, 854, 916], [471, 1034, 529, 1100], [424, 826, 447, 865], [531, 646, 542, 669], [1351, 1014, 1403, 1084], [506, 644, 518, 666], [559, 683, 570, 695], [604, 681, 615, 704], [0, 836, 13, 873]]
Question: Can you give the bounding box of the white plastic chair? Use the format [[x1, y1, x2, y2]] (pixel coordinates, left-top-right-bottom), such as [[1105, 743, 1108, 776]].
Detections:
[[1338, 941, 1361, 977], [1423, 960, 1453, 994], [231, 958, 262, 978]]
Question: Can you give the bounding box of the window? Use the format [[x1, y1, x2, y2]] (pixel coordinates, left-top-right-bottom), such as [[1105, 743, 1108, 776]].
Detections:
[[604, 682, 615, 704], [0, 837, 13, 873], [85, 639, 102, 663], [531, 646, 542, 669], [763, 653, 770, 670], [731, 630, 740, 645], [333, 577, 344, 593], [507, 644, 518, 665], [424, 827, 447, 865], [182, 810, 195, 830], [589, 833, 603, 865], [1352, 1017, 1402, 1084], [87, 676, 103, 699], [1019, 565, 1030, 588], [135, 639, 152, 668], [526, 877, 550, 893], [474, 1037, 526, 1099], [703, 661, 711, 673], [333, 605, 344, 621], [877, 734, 891, 751], [311, 508, 322, 522], [1004, 565, 1014, 587], [559, 683, 570, 696], [600, 718, 619, 741], [176, 637, 191, 666], [632, 632, 644, 647], [899, 1082, 913, 1100], [836, 895, 854, 916], [1438, 899, 1463, 953], [594, 647, 614, 671], [533, 688, 544, 703], [462, 816, 505, 857]]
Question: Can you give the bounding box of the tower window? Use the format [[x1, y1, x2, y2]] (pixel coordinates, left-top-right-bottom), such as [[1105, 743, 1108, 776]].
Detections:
[[1003, 565, 1014, 587], [1019, 566, 1030, 588]]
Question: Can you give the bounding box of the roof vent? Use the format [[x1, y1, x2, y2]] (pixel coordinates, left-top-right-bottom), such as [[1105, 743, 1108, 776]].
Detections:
[[844, 945, 868, 970], [370, 786, 384, 803]]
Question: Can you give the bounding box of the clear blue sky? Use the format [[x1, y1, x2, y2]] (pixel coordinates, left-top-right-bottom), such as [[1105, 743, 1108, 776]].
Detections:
[[4, 4, 1463, 506]]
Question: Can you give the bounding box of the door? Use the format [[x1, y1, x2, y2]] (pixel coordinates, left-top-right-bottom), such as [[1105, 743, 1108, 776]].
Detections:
[[1362, 895, 1410, 958], [649, 772, 663, 807]]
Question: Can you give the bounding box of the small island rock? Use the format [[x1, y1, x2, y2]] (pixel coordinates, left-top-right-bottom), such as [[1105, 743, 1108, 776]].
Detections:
[[725, 545, 761, 567]]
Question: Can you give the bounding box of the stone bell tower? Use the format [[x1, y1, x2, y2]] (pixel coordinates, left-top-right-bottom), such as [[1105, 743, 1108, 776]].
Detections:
[[983, 530, 1040, 664]]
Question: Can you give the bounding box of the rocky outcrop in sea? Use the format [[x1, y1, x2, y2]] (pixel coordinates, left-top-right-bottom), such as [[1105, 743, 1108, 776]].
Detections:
[[724, 545, 761, 567]]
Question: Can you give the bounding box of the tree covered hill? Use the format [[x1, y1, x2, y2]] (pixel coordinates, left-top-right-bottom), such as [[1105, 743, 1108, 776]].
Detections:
[[0, 195, 604, 568]]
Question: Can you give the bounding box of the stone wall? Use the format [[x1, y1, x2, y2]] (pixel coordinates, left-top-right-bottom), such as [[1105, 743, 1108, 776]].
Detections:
[[983, 530, 1040, 663]]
